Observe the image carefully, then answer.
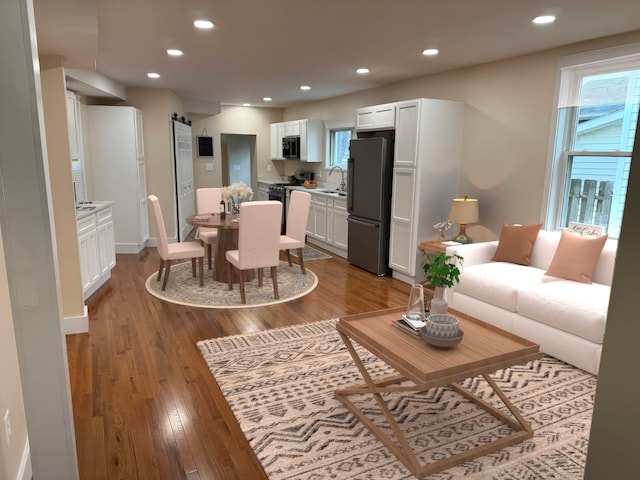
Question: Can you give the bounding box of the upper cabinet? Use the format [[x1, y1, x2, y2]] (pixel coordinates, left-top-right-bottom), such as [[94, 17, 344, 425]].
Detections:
[[270, 119, 323, 162], [355, 103, 396, 131], [270, 122, 285, 159], [299, 119, 323, 162]]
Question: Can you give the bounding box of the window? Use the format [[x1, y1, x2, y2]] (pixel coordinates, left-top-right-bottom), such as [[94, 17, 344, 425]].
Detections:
[[325, 121, 355, 169], [545, 45, 640, 238]]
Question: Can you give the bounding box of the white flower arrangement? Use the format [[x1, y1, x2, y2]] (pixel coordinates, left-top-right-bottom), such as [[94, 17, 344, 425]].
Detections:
[[222, 182, 254, 213], [434, 220, 453, 241]]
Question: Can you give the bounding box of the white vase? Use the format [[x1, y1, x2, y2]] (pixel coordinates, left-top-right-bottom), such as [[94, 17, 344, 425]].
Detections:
[[430, 286, 448, 315]]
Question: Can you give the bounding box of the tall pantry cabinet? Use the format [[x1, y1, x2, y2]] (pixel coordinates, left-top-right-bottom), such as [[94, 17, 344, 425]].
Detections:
[[388, 98, 464, 282], [87, 106, 149, 254]]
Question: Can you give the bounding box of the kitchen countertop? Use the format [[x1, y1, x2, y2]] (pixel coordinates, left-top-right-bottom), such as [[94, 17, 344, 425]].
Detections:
[[286, 185, 348, 199], [75, 201, 114, 220]]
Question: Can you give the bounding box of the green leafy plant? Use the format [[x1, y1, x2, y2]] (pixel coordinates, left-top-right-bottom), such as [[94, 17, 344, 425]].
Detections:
[[421, 252, 463, 288]]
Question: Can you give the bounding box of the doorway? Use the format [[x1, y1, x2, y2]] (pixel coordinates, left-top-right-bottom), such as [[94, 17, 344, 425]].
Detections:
[[220, 134, 257, 189]]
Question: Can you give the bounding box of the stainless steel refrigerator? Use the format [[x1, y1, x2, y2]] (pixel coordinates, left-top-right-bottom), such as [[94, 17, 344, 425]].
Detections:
[[347, 137, 395, 275]]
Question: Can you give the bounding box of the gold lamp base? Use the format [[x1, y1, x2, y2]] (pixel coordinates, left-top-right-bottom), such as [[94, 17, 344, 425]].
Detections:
[[453, 223, 473, 244]]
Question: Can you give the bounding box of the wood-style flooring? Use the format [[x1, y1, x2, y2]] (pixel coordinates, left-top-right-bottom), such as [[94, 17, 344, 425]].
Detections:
[[66, 245, 414, 479]]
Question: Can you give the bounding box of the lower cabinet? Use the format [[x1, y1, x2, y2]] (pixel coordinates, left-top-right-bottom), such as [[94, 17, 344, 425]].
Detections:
[[78, 205, 116, 298], [305, 194, 348, 257], [78, 215, 100, 292]]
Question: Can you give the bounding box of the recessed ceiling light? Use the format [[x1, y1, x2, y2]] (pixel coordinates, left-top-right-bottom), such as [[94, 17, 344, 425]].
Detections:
[[533, 15, 555, 24], [167, 49, 183, 56], [300, 85, 311, 91], [422, 48, 439, 56], [356, 68, 369, 74], [194, 20, 214, 29], [147, 72, 160, 78], [263, 97, 273, 102], [243, 103, 251, 107]]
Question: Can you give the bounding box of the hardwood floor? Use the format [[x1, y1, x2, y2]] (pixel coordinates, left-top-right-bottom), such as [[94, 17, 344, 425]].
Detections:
[[66, 246, 413, 479]]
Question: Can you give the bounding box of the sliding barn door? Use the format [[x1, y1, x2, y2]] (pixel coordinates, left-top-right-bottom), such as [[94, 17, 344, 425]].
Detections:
[[171, 120, 195, 241]]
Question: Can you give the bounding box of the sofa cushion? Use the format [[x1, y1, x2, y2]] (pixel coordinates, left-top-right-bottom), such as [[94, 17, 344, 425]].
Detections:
[[456, 262, 547, 312], [490, 223, 542, 266], [545, 230, 608, 283], [517, 281, 610, 343]]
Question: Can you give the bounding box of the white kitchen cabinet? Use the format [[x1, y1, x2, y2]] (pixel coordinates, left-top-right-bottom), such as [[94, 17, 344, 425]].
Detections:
[[87, 105, 149, 253], [270, 119, 323, 162], [284, 121, 300, 136], [77, 215, 100, 292], [388, 98, 464, 281], [307, 195, 328, 242], [66, 90, 87, 202], [355, 103, 396, 131], [96, 207, 116, 276], [270, 122, 285, 159], [301, 191, 348, 257], [332, 198, 349, 251], [77, 203, 116, 298], [299, 119, 323, 162]]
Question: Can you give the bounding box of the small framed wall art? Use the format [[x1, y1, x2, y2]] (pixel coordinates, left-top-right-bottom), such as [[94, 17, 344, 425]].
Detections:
[[197, 136, 214, 157]]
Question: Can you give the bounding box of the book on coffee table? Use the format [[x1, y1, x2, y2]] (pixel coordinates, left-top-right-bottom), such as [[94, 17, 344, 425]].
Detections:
[[392, 318, 423, 338]]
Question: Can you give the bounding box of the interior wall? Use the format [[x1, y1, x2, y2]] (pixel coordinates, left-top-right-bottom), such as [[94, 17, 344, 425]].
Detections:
[[584, 105, 640, 478], [39, 55, 85, 319], [191, 105, 283, 191], [283, 30, 640, 243], [0, 228, 29, 480]]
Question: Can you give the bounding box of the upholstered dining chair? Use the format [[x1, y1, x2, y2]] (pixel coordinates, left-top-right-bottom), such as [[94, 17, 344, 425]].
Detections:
[[196, 187, 222, 269], [279, 190, 312, 273], [148, 195, 204, 290], [225, 201, 282, 304]]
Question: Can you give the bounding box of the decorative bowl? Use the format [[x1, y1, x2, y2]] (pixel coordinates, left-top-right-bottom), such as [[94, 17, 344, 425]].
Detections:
[[423, 314, 460, 339], [422, 329, 464, 348]]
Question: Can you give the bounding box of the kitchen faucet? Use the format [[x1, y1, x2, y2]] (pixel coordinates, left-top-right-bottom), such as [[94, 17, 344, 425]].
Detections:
[[329, 165, 347, 191]]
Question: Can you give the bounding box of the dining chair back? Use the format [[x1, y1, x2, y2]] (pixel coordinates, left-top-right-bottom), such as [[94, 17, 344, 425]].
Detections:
[[225, 200, 282, 303], [280, 190, 312, 273], [196, 187, 222, 214], [148, 195, 204, 290], [195, 188, 222, 269]]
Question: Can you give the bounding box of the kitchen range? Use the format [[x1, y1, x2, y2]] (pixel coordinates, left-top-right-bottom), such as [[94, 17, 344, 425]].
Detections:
[[268, 170, 315, 233]]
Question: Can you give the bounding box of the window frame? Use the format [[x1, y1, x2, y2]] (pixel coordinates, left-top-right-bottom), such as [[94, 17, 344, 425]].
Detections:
[[324, 120, 355, 171], [542, 43, 640, 238]]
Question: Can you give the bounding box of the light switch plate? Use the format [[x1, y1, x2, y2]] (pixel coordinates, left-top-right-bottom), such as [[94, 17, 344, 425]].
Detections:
[[205, 163, 213, 172]]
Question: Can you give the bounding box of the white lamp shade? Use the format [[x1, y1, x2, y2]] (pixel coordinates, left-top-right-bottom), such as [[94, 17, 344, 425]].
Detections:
[[449, 197, 479, 224]]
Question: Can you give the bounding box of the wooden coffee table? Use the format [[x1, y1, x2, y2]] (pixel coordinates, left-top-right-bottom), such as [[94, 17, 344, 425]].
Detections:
[[335, 307, 543, 478]]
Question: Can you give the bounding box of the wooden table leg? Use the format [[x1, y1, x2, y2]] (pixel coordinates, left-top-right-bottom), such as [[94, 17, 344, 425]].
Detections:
[[213, 229, 255, 284]]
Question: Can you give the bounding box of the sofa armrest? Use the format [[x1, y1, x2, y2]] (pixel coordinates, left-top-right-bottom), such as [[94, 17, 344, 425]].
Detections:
[[445, 241, 499, 267]]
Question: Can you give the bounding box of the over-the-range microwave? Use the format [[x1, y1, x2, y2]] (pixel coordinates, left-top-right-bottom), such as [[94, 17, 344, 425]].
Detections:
[[282, 136, 300, 159]]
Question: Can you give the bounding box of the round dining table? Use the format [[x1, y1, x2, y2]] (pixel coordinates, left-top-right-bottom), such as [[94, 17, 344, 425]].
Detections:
[[187, 213, 255, 284]]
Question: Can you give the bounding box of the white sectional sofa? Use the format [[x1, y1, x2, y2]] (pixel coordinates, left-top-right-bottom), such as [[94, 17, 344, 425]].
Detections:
[[446, 230, 617, 375]]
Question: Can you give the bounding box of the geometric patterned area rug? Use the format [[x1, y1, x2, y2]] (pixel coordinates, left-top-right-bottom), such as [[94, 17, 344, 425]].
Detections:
[[197, 320, 596, 479], [289, 244, 332, 260], [145, 261, 318, 309]]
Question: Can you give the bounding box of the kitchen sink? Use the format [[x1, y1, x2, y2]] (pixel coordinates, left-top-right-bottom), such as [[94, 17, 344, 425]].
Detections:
[[319, 189, 347, 197]]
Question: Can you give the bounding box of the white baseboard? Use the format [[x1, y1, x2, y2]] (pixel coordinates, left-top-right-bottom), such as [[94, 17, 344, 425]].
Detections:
[[391, 270, 417, 285], [17, 440, 31, 480], [63, 304, 88, 335], [114, 241, 147, 254]]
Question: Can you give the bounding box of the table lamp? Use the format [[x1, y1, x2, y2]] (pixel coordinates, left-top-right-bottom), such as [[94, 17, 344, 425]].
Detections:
[[449, 196, 479, 244]]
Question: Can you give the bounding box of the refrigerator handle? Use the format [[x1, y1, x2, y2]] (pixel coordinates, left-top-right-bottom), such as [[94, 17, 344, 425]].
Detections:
[[347, 157, 354, 213], [347, 217, 379, 228]]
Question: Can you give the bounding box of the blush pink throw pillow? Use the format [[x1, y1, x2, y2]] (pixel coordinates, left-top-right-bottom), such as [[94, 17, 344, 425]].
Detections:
[[490, 224, 542, 266], [544, 230, 608, 283]]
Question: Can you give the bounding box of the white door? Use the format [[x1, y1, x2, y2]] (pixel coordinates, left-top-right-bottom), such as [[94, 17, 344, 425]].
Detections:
[[172, 120, 195, 241]]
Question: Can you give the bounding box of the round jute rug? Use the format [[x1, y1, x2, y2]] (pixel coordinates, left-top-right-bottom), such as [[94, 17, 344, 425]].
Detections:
[[145, 261, 318, 309]]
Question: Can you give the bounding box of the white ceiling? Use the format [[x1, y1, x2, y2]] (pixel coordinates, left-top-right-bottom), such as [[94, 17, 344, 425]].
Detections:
[[33, 0, 640, 108]]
